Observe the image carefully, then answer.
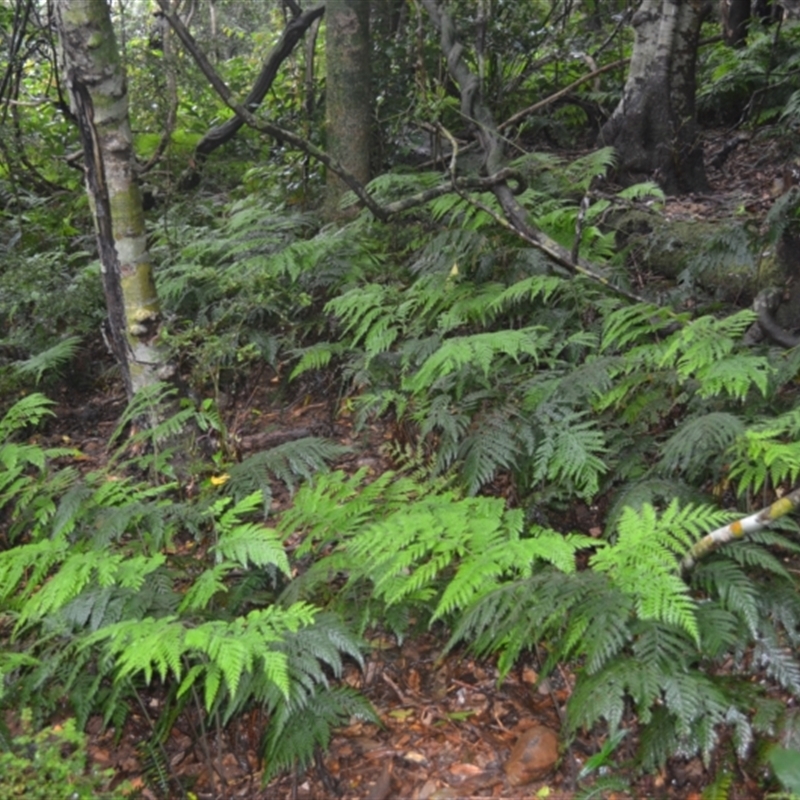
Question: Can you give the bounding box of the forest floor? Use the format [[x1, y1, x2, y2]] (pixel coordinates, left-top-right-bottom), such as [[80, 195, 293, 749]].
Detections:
[[6, 127, 798, 800]]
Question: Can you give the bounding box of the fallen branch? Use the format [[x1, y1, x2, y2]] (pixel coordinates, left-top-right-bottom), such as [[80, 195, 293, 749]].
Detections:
[[681, 486, 800, 571]]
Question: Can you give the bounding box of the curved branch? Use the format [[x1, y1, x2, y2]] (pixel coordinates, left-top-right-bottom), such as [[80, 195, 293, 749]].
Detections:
[[156, 0, 389, 219], [175, 3, 325, 190], [754, 288, 800, 348], [498, 58, 628, 132], [419, 0, 648, 304]]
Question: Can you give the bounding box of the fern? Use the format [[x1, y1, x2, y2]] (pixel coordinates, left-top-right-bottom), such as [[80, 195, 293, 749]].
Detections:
[[225, 437, 350, 503], [600, 302, 679, 352], [658, 412, 745, 480], [263, 686, 376, 780], [592, 502, 729, 643], [529, 407, 608, 500], [14, 336, 82, 384], [405, 327, 551, 393], [728, 407, 800, 493]]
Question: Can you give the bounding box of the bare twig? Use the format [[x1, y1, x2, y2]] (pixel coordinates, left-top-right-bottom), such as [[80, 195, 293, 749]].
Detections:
[[498, 58, 628, 132]]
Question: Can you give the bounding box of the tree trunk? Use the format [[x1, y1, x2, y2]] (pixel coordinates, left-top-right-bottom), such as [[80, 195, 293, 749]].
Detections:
[[55, 0, 168, 399], [324, 0, 371, 218], [720, 0, 752, 46], [598, 0, 711, 195]]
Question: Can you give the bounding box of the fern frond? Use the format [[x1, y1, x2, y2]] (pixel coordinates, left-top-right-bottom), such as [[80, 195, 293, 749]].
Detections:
[[658, 412, 745, 479], [591, 501, 733, 643], [289, 342, 344, 380], [406, 327, 551, 393], [659, 312, 759, 377], [489, 275, 566, 312], [263, 686, 376, 780], [693, 559, 760, 636], [617, 181, 665, 201], [14, 336, 81, 384], [226, 438, 350, 500], [564, 147, 617, 190], [458, 411, 523, 495], [754, 627, 800, 693], [601, 303, 678, 353], [0, 392, 56, 438]]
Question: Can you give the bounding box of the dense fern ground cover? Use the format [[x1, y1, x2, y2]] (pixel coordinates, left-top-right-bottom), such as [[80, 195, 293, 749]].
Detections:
[[3, 145, 800, 797], [4, 4, 800, 795]]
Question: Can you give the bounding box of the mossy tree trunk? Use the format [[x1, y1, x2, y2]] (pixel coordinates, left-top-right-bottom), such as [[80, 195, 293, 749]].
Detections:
[[55, 0, 168, 399], [325, 0, 371, 218], [598, 0, 711, 195]]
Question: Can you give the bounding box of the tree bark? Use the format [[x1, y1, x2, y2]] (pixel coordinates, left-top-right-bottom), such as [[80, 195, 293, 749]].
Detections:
[[55, 0, 168, 398], [324, 0, 371, 218], [598, 0, 711, 195], [720, 0, 752, 45]]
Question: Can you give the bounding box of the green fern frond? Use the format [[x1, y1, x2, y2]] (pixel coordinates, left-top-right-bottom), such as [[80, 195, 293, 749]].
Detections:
[[658, 412, 745, 479], [177, 564, 230, 612], [693, 558, 760, 636], [0, 392, 56, 438], [694, 354, 771, 401], [695, 604, 740, 657], [591, 501, 732, 643], [489, 275, 567, 312], [531, 409, 608, 500], [754, 627, 800, 693], [564, 147, 617, 190], [659, 311, 758, 376], [214, 523, 288, 572], [406, 327, 551, 393], [226, 438, 350, 501], [728, 408, 800, 493], [564, 587, 634, 673], [601, 303, 678, 353], [604, 478, 700, 535], [617, 181, 665, 201], [289, 342, 344, 380], [458, 411, 523, 495], [263, 686, 376, 780], [568, 657, 630, 732], [14, 336, 82, 384]]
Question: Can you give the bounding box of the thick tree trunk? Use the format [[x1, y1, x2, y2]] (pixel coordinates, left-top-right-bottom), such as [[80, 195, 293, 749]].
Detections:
[[598, 0, 710, 195], [55, 0, 168, 398], [324, 0, 371, 218]]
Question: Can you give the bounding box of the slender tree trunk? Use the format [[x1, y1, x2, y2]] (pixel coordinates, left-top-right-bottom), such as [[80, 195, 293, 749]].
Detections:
[[324, 0, 371, 218], [720, 0, 752, 45], [598, 0, 711, 194], [55, 0, 168, 399]]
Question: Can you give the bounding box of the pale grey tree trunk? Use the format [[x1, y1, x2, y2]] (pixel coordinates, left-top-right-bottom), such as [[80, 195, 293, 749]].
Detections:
[[325, 0, 371, 218], [598, 0, 711, 194], [55, 0, 169, 399]]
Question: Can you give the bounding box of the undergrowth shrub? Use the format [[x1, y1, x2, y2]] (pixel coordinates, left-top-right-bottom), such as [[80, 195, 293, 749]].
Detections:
[[0, 391, 371, 783], [4, 145, 800, 788], [282, 150, 800, 772], [0, 711, 134, 799]]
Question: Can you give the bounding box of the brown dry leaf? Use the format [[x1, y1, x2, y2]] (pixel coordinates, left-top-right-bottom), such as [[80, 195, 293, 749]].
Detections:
[[522, 666, 539, 684], [402, 750, 428, 765], [449, 762, 484, 777]]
